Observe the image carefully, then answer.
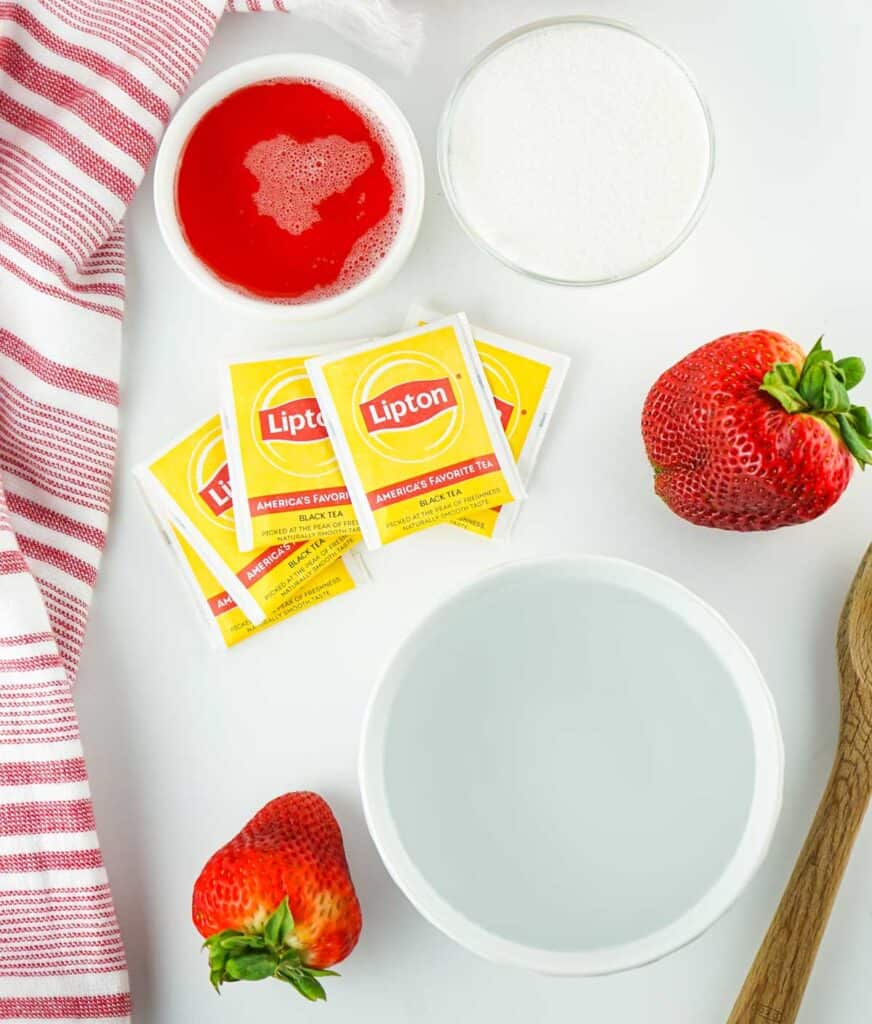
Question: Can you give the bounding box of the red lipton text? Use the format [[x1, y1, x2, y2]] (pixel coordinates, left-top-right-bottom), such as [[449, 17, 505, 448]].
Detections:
[[198, 462, 232, 516], [360, 377, 457, 433], [259, 397, 328, 443]]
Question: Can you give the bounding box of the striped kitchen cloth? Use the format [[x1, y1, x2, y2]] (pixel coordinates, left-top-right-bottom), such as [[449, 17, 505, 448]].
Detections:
[[0, 1, 420, 1020]]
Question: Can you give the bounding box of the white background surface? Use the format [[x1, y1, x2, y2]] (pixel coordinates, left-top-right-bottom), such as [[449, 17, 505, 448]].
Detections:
[[74, 1, 872, 1021]]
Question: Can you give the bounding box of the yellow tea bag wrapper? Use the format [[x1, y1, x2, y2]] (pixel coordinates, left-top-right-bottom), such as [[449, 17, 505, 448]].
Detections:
[[135, 415, 358, 624], [221, 352, 360, 550], [168, 526, 363, 648], [407, 305, 570, 539], [306, 315, 525, 549]]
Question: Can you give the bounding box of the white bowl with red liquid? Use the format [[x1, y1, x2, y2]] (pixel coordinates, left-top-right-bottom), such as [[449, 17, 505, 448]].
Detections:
[[154, 54, 424, 320]]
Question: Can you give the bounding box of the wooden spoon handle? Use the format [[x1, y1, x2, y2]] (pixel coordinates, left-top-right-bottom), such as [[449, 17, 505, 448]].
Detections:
[[727, 734, 872, 1024]]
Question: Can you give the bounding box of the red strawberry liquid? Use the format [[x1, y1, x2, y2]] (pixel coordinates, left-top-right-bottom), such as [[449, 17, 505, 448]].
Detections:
[[175, 79, 404, 303]]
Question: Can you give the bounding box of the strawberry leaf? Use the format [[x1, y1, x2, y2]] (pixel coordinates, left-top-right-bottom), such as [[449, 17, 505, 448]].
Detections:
[[200, 896, 339, 1001], [837, 414, 872, 468], [264, 898, 291, 952], [279, 948, 302, 969], [799, 361, 827, 407], [799, 338, 832, 384], [761, 339, 872, 467], [219, 934, 263, 953], [289, 973, 327, 1001], [204, 930, 239, 951], [225, 953, 278, 982], [280, 901, 296, 947], [850, 404, 872, 438], [760, 376, 807, 413], [767, 362, 800, 389], [817, 365, 851, 413], [206, 946, 229, 994], [837, 357, 865, 390]]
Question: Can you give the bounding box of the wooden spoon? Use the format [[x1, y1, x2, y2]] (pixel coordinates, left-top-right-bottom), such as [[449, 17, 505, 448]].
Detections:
[[727, 544, 872, 1024]]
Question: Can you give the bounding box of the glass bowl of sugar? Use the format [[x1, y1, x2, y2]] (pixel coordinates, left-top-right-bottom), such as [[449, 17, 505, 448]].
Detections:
[[438, 17, 715, 286]]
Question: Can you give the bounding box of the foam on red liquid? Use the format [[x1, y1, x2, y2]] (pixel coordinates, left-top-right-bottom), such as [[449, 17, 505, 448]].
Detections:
[[175, 79, 404, 304]]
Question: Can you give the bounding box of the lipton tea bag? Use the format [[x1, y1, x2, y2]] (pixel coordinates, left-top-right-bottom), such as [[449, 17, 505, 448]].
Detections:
[[135, 415, 358, 625], [306, 315, 525, 549], [168, 525, 364, 648], [407, 305, 570, 539], [221, 353, 360, 551]]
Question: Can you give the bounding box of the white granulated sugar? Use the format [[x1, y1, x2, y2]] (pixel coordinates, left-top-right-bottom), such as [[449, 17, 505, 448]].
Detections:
[[447, 23, 711, 281]]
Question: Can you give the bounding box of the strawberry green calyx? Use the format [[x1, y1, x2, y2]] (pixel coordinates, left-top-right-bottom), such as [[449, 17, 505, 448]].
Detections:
[[761, 338, 872, 467], [203, 899, 339, 1001]]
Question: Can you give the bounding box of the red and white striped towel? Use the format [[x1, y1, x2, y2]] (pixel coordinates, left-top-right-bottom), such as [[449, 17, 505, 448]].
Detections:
[[0, 2, 419, 1019]]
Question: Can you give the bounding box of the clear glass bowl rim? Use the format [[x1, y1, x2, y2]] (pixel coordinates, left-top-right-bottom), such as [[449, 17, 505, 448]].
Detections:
[[436, 15, 717, 287]]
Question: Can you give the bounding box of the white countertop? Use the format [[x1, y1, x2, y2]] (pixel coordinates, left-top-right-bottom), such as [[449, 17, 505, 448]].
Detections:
[[75, 1, 872, 1020]]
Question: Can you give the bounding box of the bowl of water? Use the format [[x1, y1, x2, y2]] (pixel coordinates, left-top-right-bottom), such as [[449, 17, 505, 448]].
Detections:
[[360, 557, 782, 974]]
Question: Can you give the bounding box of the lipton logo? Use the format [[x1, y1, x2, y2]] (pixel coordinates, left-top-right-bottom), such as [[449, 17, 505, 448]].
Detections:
[[186, 423, 235, 532], [198, 462, 232, 517], [259, 397, 328, 443], [493, 396, 514, 432], [352, 351, 465, 466], [360, 377, 457, 434], [478, 353, 522, 440]]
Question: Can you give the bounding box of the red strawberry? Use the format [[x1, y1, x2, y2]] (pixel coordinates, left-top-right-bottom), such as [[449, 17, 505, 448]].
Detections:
[[192, 792, 361, 1001], [641, 331, 871, 531]]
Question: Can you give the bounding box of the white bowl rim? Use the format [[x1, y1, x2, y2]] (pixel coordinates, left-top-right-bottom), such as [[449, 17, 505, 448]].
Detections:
[[153, 53, 425, 321], [359, 555, 784, 976]]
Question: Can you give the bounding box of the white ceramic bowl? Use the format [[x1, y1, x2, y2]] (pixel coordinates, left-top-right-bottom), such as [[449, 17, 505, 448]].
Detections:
[[153, 54, 425, 321], [360, 557, 783, 975]]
